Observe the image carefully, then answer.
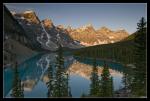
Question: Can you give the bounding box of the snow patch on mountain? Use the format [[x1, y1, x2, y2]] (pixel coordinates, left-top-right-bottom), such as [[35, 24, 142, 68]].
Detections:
[[56, 32, 61, 39], [23, 10, 34, 14], [20, 16, 25, 20], [37, 36, 44, 45], [41, 23, 51, 46], [97, 40, 108, 44], [40, 22, 58, 50], [74, 40, 80, 45], [80, 42, 91, 46]]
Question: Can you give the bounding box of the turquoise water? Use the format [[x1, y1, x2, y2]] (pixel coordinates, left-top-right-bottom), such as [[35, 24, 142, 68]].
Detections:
[[4, 52, 125, 98]]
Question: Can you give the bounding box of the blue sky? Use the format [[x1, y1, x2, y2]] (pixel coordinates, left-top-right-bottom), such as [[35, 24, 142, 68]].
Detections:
[[5, 3, 147, 34]]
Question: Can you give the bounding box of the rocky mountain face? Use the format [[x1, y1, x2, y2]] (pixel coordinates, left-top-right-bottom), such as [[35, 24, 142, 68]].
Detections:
[[11, 10, 82, 51], [42, 18, 54, 29], [5, 7, 129, 53], [4, 6, 37, 67], [66, 25, 129, 46]]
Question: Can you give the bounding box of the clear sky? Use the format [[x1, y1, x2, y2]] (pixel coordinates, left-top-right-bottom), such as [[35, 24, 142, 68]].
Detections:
[[4, 3, 147, 34]]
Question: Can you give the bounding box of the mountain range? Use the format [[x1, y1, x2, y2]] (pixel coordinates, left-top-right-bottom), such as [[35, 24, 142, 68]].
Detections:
[[11, 10, 82, 51], [3, 5, 130, 66], [11, 9, 129, 48], [66, 25, 129, 46]]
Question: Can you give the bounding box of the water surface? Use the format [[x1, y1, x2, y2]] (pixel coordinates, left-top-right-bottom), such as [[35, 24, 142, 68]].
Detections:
[[4, 52, 126, 98]]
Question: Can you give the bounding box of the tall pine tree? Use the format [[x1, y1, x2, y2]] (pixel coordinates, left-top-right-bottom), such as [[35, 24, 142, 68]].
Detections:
[[100, 61, 114, 97], [11, 62, 24, 98], [131, 17, 146, 96], [89, 58, 100, 97], [46, 45, 72, 97]]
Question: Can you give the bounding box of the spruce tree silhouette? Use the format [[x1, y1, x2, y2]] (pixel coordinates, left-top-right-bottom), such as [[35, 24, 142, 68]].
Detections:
[[46, 44, 72, 97], [131, 17, 146, 97], [100, 61, 114, 97], [11, 62, 24, 98], [89, 58, 100, 97]]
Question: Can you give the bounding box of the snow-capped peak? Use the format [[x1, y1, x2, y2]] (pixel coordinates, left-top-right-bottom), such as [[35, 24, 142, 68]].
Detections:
[[23, 10, 34, 14]]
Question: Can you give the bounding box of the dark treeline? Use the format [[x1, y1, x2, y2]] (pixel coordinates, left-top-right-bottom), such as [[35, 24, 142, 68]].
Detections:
[[74, 40, 135, 65]]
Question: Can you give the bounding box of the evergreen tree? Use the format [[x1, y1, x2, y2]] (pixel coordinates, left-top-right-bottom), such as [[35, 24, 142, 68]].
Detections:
[[47, 64, 54, 97], [131, 17, 146, 96], [89, 58, 100, 97], [47, 45, 71, 97], [121, 67, 134, 97], [110, 77, 114, 96], [134, 17, 146, 74], [100, 61, 114, 97], [11, 62, 24, 98]]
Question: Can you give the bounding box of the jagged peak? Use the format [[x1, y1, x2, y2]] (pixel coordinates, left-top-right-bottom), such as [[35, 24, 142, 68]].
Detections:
[[42, 18, 54, 28], [115, 29, 129, 35], [42, 18, 53, 25], [42, 18, 52, 23], [100, 26, 111, 30], [19, 10, 40, 24], [66, 25, 72, 30], [78, 23, 94, 30], [67, 25, 72, 28], [96, 26, 112, 33], [57, 25, 64, 29]]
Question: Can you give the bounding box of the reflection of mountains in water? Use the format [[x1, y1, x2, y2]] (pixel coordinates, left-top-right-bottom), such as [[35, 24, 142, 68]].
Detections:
[[4, 53, 43, 96], [67, 61, 123, 80], [21, 53, 74, 91], [74, 56, 125, 73], [5, 53, 125, 95], [41, 55, 123, 84]]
